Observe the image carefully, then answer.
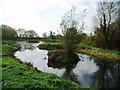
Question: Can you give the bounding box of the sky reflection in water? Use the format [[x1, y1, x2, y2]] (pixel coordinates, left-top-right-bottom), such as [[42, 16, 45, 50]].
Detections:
[[14, 41, 120, 88]]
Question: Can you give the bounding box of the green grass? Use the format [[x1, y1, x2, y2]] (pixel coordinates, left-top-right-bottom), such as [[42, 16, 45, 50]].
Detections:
[[38, 42, 63, 50], [2, 56, 81, 89], [41, 38, 60, 43], [76, 43, 120, 60], [39, 41, 120, 60], [1, 42, 82, 89], [40, 41, 120, 57], [44, 40, 63, 45], [1, 44, 19, 55], [76, 43, 120, 55], [47, 50, 57, 56]]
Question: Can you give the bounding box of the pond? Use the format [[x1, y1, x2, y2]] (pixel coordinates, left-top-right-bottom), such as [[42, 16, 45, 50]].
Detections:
[[14, 41, 120, 89]]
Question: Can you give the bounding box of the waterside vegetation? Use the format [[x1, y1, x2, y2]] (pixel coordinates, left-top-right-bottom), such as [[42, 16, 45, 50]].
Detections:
[[2, 56, 81, 89], [1, 43, 82, 89], [38, 42, 120, 60], [1, 1, 120, 89]]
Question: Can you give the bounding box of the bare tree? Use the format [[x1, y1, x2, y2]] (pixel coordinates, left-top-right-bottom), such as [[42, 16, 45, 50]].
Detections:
[[60, 6, 86, 56], [49, 31, 55, 39], [42, 32, 47, 38], [96, 1, 118, 48], [16, 28, 26, 37], [60, 6, 86, 35]]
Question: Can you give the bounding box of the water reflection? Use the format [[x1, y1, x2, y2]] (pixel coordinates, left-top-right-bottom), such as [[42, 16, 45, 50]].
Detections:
[[17, 41, 39, 51], [73, 54, 99, 87], [14, 41, 120, 89], [91, 59, 120, 89], [48, 59, 79, 83], [15, 41, 65, 76]]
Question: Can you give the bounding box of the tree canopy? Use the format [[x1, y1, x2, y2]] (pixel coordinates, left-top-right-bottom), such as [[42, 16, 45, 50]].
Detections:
[[94, 1, 120, 49], [60, 7, 86, 55], [1, 25, 17, 40], [16, 29, 39, 38]]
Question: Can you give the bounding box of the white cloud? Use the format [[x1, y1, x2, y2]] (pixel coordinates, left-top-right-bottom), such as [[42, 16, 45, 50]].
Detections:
[[0, 0, 98, 36]]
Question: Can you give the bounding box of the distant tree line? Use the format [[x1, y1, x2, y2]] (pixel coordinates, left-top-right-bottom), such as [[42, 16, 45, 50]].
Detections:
[[0, 25, 39, 40], [16, 28, 39, 38], [1, 1, 120, 51]]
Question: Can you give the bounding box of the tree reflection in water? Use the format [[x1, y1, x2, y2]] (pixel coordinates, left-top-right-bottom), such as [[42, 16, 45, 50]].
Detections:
[[48, 55, 120, 89], [15, 41, 120, 89], [47, 55, 80, 84], [17, 41, 36, 51], [92, 59, 120, 89]]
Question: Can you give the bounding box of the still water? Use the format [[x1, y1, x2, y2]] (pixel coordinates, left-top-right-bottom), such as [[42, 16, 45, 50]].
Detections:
[[14, 41, 120, 88]]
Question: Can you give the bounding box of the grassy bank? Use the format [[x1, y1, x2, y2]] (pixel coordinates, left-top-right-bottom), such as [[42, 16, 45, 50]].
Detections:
[[76, 43, 120, 60], [1, 42, 82, 89], [38, 41, 120, 60], [2, 56, 81, 89], [1, 44, 19, 55], [39, 43, 63, 50]]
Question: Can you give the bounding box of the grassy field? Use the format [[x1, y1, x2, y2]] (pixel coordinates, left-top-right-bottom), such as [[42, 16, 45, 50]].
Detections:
[[1, 42, 83, 89]]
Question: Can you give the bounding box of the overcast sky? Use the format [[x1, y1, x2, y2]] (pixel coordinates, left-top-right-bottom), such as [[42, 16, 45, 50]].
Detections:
[[0, 0, 100, 36]]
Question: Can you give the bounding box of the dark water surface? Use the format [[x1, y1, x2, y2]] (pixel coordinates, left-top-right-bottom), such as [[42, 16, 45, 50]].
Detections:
[[14, 41, 120, 89]]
